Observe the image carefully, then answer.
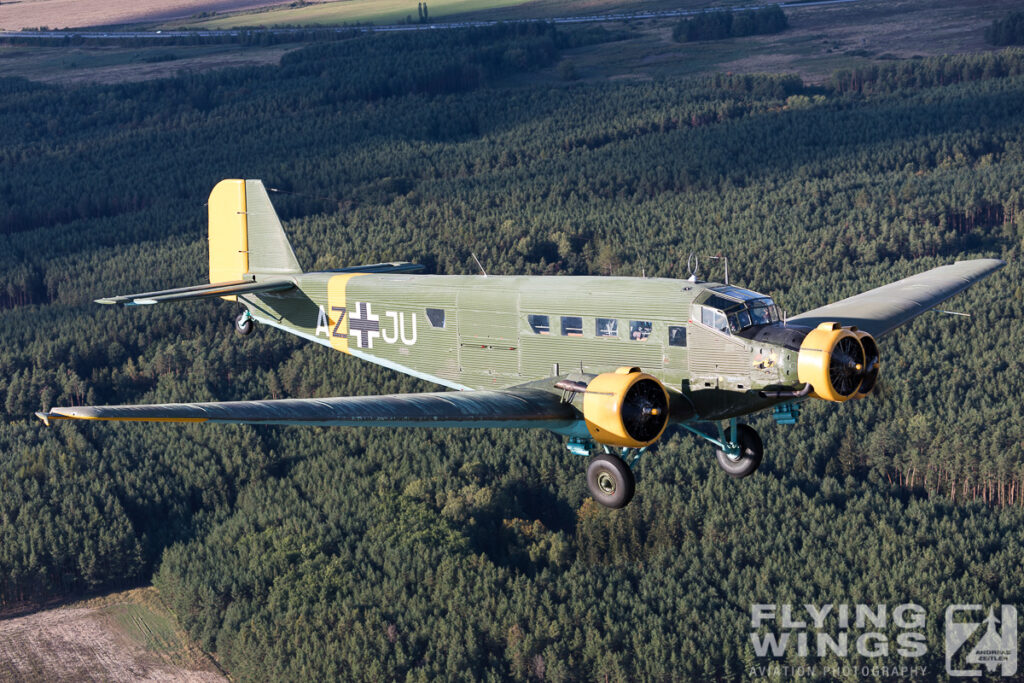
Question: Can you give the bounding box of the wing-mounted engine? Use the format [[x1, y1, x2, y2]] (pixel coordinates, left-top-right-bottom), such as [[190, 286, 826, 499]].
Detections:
[[797, 322, 880, 402], [853, 329, 880, 399], [580, 367, 670, 447]]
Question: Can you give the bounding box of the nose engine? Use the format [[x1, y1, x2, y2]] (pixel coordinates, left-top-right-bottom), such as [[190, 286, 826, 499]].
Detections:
[[797, 322, 880, 402]]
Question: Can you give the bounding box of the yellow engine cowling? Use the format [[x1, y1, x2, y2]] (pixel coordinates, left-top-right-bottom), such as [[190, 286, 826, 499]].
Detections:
[[797, 322, 877, 402], [583, 367, 670, 448]]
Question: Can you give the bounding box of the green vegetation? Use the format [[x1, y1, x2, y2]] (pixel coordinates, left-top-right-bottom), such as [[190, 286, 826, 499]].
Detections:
[[986, 11, 1024, 46], [673, 6, 788, 43], [2, 23, 1023, 680]]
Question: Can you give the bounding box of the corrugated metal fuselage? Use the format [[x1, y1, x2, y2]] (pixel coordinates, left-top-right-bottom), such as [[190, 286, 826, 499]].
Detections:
[[242, 273, 789, 421]]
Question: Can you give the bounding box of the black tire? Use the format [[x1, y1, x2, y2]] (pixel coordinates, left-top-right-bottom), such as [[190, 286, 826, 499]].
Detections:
[[586, 454, 636, 509], [715, 423, 763, 478], [234, 312, 254, 337]]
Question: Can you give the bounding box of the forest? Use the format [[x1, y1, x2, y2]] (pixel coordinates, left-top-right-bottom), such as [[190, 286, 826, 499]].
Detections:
[[1, 23, 1023, 680], [986, 11, 1024, 47], [672, 6, 788, 43]]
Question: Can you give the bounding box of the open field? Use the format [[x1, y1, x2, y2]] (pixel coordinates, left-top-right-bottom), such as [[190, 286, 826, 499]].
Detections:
[[0, 0, 284, 31], [2, 0, 1017, 86], [184, 0, 537, 30], [0, 43, 297, 84], [528, 0, 1020, 85], [0, 0, 729, 31], [0, 588, 225, 682]]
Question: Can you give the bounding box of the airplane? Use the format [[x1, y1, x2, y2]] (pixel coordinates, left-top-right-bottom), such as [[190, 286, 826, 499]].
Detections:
[[36, 179, 1005, 508]]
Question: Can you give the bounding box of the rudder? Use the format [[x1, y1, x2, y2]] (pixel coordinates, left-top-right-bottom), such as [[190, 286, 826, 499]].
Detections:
[[208, 180, 301, 298]]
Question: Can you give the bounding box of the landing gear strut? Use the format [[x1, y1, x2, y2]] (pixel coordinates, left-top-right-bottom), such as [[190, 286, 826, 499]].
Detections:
[[714, 423, 763, 478], [681, 419, 764, 478], [234, 310, 255, 337]]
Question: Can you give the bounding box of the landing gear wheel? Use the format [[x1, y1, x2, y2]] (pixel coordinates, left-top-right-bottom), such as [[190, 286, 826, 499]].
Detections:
[[586, 454, 636, 509], [234, 311, 254, 337], [716, 424, 763, 478]]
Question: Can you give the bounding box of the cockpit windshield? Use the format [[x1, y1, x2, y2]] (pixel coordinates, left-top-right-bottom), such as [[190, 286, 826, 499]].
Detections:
[[696, 286, 781, 335]]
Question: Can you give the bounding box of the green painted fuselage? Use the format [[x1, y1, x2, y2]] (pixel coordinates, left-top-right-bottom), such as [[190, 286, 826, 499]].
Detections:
[[242, 273, 799, 422]]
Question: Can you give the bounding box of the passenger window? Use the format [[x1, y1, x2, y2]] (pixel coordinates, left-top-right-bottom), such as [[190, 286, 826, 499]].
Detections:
[[426, 308, 445, 328], [528, 314, 550, 335], [629, 320, 652, 341], [561, 316, 583, 336], [596, 318, 618, 338], [668, 326, 687, 347]]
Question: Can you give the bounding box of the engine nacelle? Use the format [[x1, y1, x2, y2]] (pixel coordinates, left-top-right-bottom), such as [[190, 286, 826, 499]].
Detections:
[[853, 329, 880, 399], [583, 367, 670, 448], [797, 322, 877, 402]]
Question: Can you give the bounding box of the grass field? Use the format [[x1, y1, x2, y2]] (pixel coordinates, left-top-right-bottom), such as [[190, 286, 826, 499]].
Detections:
[[185, 0, 538, 29], [0, 588, 224, 682]]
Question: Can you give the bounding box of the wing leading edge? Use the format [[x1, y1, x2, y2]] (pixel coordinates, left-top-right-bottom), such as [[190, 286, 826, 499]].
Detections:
[[36, 388, 580, 431], [788, 258, 1005, 338], [95, 279, 295, 306]]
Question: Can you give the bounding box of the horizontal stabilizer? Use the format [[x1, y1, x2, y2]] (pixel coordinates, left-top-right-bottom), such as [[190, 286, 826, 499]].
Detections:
[[36, 388, 579, 430], [789, 259, 1005, 338], [95, 279, 294, 306]]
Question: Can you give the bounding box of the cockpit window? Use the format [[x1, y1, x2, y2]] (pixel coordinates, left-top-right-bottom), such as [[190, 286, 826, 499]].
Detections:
[[711, 285, 763, 301], [699, 306, 729, 334], [703, 294, 737, 312], [728, 298, 780, 331], [694, 291, 780, 335]]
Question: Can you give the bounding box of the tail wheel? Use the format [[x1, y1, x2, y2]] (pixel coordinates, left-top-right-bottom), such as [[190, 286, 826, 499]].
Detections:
[[716, 424, 763, 478], [586, 454, 635, 509], [234, 311, 254, 337]]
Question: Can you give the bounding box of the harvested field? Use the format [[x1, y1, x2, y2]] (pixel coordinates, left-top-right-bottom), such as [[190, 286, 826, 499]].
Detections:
[[0, 588, 225, 683], [0, 0, 283, 31]]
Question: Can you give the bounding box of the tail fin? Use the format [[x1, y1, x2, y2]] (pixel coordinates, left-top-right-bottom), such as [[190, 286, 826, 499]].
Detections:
[[208, 180, 302, 290]]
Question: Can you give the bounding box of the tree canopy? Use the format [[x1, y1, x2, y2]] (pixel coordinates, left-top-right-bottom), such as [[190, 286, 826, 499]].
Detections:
[[1, 27, 1023, 680]]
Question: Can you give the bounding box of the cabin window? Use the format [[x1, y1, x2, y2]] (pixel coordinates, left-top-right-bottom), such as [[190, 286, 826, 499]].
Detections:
[[561, 316, 583, 336], [668, 326, 687, 347], [596, 318, 618, 338], [528, 314, 550, 335], [426, 308, 445, 328], [629, 320, 652, 341]]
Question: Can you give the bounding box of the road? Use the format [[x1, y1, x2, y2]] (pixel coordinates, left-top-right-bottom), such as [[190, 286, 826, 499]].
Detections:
[[0, 0, 860, 42]]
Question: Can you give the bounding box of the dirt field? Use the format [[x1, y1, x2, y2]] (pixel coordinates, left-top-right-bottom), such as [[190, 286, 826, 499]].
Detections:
[[0, 588, 226, 683], [0, 0, 284, 31]]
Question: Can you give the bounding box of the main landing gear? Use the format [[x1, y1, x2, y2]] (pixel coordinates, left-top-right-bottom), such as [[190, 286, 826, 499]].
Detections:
[[234, 310, 255, 337], [682, 419, 764, 479], [570, 420, 766, 509], [568, 439, 646, 509]]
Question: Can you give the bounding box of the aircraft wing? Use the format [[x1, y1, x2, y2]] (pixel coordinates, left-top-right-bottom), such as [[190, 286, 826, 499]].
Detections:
[[94, 279, 294, 306], [787, 259, 1005, 338], [36, 388, 579, 431]]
